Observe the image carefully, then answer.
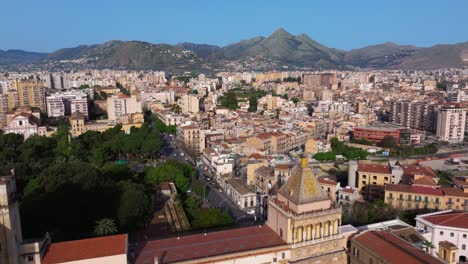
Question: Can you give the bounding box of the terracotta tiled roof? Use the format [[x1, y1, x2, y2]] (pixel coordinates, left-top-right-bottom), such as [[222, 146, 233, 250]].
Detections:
[[358, 163, 391, 174], [353, 231, 443, 264], [411, 175, 437, 186], [274, 164, 294, 171], [134, 226, 286, 264], [42, 234, 127, 264], [402, 165, 437, 178], [318, 177, 337, 186], [385, 184, 444, 196], [422, 212, 468, 229], [440, 187, 468, 198]]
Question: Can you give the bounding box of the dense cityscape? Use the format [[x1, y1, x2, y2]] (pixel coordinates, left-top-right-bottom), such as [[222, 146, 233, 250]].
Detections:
[[1, 1, 468, 264]]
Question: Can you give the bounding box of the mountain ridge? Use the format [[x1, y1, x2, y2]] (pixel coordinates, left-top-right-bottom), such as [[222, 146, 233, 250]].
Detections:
[[1, 28, 467, 71]]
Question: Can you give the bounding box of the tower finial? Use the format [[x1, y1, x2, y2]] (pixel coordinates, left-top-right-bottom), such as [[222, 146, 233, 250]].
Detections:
[[301, 155, 308, 168]]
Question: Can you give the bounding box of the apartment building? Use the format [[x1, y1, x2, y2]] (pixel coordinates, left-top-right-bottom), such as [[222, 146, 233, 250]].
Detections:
[[349, 161, 437, 200], [177, 93, 199, 114], [390, 100, 437, 131], [6, 80, 46, 111], [385, 184, 468, 211], [107, 94, 142, 121], [436, 105, 467, 143], [177, 124, 205, 154]]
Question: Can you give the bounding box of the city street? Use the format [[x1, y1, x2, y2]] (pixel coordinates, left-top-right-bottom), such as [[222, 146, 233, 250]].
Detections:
[[161, 132, 256, 226]]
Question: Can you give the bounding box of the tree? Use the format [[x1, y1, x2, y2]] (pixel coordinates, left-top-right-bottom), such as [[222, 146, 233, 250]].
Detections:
[[248, 96, 258, 112], [422, 240, 435, 253], [94, 218, 118, 236], [275, 108, 281, 118], [378, 136, 398, 149], [117, 181, 151, 231], [291, 98, 299, 104]]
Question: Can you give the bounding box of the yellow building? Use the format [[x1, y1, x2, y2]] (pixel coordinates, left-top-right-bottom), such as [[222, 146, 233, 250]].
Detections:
[[385, 184, 468, 211], [6, 80, 46, 111], [176, 124, 205, 154], [70, 112, 143, 137]]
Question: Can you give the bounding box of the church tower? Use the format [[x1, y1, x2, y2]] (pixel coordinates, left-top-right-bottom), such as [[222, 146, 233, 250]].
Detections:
[[267, 157, 346, 263]]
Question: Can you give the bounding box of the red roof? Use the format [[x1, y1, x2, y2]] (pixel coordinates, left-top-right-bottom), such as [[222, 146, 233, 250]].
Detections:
[[42, 234, 127, 264], [134, 225, 286, 264], [422, 212, 468, 229], [402, 165, 437, 178], [353, 231, 443, 264], [385, 184, 444, 196], [358, 163, 391, 174]]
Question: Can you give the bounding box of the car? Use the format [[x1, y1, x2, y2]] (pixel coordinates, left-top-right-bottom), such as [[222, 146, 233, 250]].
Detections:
[[246, 209, 255, 215], [180, 153, 185, 156]]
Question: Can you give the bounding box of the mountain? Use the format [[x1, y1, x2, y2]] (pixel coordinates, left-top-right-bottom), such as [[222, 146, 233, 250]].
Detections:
[[175, 43, 223, 59], [222, 28, 345, 69], [46, 40, 204, 71], [1, 28, 468, 71], [343, 42, 420, 68], [0, 49, 48, 65]]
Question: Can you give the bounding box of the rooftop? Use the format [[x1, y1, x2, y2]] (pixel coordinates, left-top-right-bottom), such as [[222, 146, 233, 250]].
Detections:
[[353, 231, 443, 264], [422, 211, 468, 229], [42, 234, 127, 264], [134, 225, 286, 264]]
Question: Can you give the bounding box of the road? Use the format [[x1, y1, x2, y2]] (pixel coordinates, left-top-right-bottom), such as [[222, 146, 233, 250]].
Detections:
[[161, 133, 257, 226]]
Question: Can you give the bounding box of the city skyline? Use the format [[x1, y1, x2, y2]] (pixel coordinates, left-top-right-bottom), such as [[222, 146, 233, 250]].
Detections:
[[2, 0, 468, 52]]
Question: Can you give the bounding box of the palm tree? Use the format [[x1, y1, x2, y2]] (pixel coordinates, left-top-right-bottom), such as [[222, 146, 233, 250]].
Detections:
[[422, 240, 435, 253], [94, 218, 118, 236]]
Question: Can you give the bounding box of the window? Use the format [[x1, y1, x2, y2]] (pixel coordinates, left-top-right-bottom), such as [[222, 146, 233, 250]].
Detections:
[[282, 252, 285, 259], [463, 234, 467, 239], [27, 256, 33, 262], [463, 245, 466, 250], [362, 175, 366, 179], [440, 231, 444, 235], [408, 195, 412, 201], [373, 176, 377, 180], [384, 177, 389, 181], [273, 257, 277, 262], [369, 258, 373, 264], [399, 194, 403, 200], [450, 233, 454, 237]]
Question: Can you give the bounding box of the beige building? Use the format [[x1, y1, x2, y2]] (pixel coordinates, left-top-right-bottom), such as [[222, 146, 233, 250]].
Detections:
[[436, 105, 466, 143], [224, 178, 257, 209], [177, 94, 199, 114], [177, 125, 205, 154], [107, 94, 142, 122], [6, 80, 46, 112], [385, 184, 468, 211], [70, 112, 143, 137]]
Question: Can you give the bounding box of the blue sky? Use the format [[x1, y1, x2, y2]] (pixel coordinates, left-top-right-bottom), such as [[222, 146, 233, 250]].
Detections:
[[2, 0, 467, 52]]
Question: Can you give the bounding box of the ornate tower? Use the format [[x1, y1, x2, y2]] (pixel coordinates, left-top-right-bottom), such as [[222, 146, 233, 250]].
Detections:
[[267, 157, 346, 263]]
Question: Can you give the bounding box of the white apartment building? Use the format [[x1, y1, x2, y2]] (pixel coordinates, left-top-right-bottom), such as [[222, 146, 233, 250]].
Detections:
[[46, 95, 65, 117], [201, 147, 235, 179], [436, 105, 467, 143], [416, 211, 468, 262], [107, 95, 142, 121]]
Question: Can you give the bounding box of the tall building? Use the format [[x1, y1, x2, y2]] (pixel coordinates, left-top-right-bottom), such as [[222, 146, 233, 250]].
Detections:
[[436, 105, 467, 143], [107, 94, 142, 121], [390, 100, 437, 131], [7, 80, 47, 112], [177, 94, 199, 114], [45, 95, 65, 117]]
